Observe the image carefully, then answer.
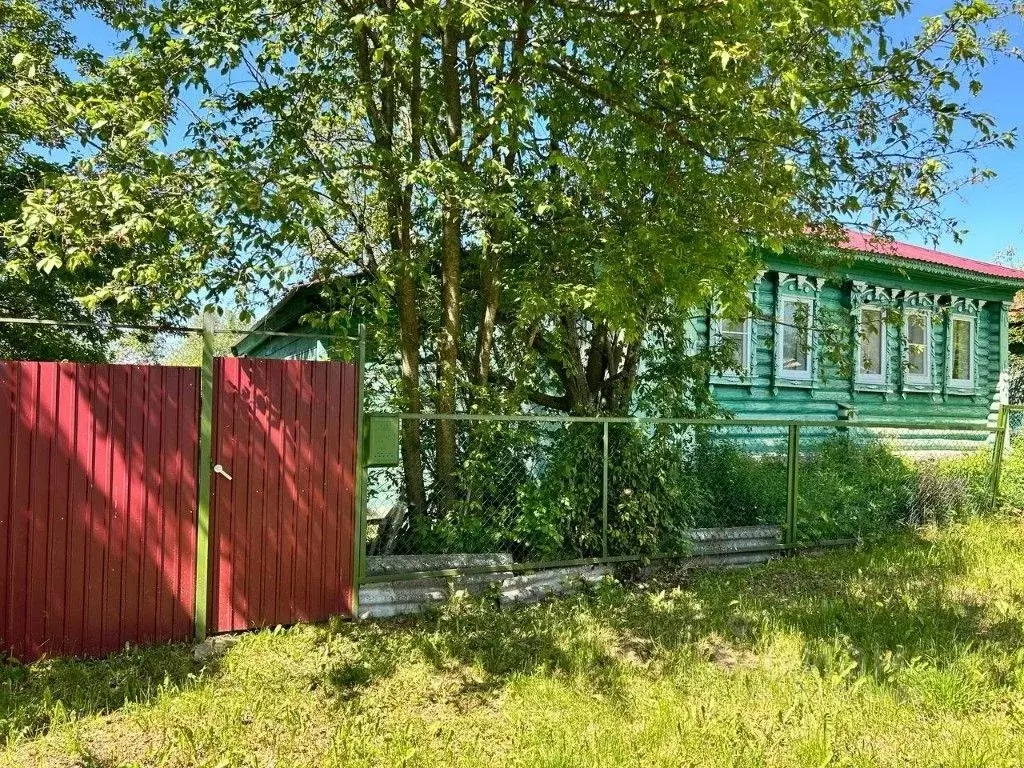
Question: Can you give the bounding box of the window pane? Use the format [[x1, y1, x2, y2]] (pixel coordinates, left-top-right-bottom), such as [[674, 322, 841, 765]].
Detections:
[[720, 319, 747, 372], [782, 301, 808, 372], [859, 308, 883, 376], [907, 313, 928, 377], [721, 318, 746, 335], [952, 318, 972, 381]]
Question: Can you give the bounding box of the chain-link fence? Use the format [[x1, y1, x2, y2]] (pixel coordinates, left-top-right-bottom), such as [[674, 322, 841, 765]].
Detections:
[[1008, 405, 1024, 434], [360, 414, 1003, 581], [998, 405, 1024, 512]]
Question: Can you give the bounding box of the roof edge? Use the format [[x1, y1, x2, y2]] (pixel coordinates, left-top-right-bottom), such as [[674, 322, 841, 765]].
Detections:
[[838, 230, 1024, 284]]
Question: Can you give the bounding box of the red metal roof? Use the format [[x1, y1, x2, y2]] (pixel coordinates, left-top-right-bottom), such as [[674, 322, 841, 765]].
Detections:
[[840, 230, 1024, 281]]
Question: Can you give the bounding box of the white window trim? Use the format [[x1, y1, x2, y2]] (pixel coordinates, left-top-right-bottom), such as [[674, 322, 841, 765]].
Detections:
[[855, 306, 887, 386], [775, 296, 814, 382], [947, 313, 976, 388], [713, 314, 753, 380], [903, 309, 932, 386]]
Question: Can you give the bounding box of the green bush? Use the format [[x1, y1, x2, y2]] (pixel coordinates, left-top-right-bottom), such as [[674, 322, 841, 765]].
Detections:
[[997, 437, 1024, 511], [687, 438, 787, 527], [406, 421, 707, 560], [402, 422, 1005, 560], [603, 425, 710, 557], [691, 433, 919, 542], [797, 434, 917, 541], [513, 423, 604, 560], [913, 450, 991, 524], [405, 420, 541, 556], [515, 424, 709, 560]]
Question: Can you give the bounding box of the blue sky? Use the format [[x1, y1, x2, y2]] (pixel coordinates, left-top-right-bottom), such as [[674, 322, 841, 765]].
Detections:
[[884, 2, 1024, 264], [67, 2, 1024, 267]]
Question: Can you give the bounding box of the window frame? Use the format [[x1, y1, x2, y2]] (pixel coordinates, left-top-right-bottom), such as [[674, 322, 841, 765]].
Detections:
[[775, 295, 814, 383], [713, 314, 753, 380], [903, 309, 932, 387], [947, 313, 976, 389], [855, 305, 888, 386]]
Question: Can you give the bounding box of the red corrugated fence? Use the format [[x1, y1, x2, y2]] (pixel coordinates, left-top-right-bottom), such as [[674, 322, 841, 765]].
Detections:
[[0, 362, 200, 659], [0, 357, 358, 661]]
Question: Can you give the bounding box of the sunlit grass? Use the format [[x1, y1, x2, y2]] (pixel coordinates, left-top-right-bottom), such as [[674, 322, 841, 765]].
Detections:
[[6, 516, 1024, 766]]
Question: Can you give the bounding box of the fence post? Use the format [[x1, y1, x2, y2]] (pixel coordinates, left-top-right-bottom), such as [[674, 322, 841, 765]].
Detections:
[[989, 404, 1010, 514], [785, 424, 800, 546], [602, 420, 610, 558], [351, 325, 368, 616], [194, 312, 216, 640]]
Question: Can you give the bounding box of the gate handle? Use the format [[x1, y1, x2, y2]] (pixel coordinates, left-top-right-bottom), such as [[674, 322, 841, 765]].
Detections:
[[213, 464, 233, 481]]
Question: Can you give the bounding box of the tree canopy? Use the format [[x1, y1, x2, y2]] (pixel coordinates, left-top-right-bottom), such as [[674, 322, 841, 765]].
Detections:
[[1, 0, 172, 360], [2, 0, 1020, 496]]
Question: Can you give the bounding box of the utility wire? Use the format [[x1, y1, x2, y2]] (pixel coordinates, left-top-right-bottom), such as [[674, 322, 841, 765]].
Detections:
[[0, 316, 359, 341]]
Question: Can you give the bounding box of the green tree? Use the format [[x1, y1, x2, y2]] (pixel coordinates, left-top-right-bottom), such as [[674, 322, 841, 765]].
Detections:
[[3, 0, 1020, 505], [1, 162, 114, 360], [1, 0, 192, 361]]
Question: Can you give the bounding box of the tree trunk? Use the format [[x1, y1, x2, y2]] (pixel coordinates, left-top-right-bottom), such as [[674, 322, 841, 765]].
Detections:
[[529, 320, 644, 416], [398, 27, 427, 521], [435, 10, 464, 491], [474, 230, 499, 388], [355, 17, 428, 521]]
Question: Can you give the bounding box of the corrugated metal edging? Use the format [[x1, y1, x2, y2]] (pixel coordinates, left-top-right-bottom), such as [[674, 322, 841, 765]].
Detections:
[[208, 358, 357, 634], [0, 362, 200, 660]]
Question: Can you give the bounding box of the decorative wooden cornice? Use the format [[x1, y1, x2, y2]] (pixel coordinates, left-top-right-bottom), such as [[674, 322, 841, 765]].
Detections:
[[778, 272, 823, 295], [949, 296, 987, 316]]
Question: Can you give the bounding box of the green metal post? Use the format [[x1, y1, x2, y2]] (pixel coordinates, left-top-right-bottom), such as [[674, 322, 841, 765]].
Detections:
[[785, 424, 800, 546], [989, 404, 1010, 513], [194, 313, 215, 640], [351, 325, 369, 615], [602, 420, 609, 558]]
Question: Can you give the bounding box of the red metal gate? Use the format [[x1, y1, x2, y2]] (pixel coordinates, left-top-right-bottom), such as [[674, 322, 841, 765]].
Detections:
[[0, 362, 200, 659], [208, 358, 358, 633]]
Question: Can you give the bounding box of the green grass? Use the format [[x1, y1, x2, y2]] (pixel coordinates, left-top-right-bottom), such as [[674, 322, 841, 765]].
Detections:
[[7, 516, 1024, 766]]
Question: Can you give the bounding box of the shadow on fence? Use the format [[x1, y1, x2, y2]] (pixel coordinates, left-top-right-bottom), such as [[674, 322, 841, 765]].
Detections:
[[0, 362, 200, 660]]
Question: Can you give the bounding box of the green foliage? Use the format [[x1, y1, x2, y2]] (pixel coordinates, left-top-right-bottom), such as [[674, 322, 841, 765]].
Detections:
[[690, 433, 920, 541], [797, 435, 918, 540], [512, 424, 604, 560], [0, 161, 166, 362], [408, 421, 549, 557], [995, 435, 1024, 511], [3, 0, 1020, 420], [406, 422, 703, 560], [0, 1, 183, 359], [603, 426, 704, 557], [693, 434, 999, 543], [398, 428, 1007, 559], [687, 437, 788, 527], [915, 449, 994, 523]]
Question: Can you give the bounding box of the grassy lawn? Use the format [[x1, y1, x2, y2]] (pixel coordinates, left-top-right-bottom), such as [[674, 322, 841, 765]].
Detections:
[[5, 517, 1024, 767]]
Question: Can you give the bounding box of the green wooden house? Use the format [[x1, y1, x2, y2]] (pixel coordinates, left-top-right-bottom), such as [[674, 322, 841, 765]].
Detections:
[[236, 232, 1024, 453], [233, 281, 347, 360], [700, 232, 1024, 453]]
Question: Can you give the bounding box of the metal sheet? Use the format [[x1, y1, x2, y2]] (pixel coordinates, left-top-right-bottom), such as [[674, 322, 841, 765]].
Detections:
[[208, 358, 357, 633], [0, 362, 200, 660]]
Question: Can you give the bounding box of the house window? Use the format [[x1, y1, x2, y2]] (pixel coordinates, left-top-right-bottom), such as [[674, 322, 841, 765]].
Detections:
[[856, 307, 886, 385], [949, 315, 975, 387], [716, 316, 751, 377], [904, 311, 931, 385], [778, 297, 813, 381]]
